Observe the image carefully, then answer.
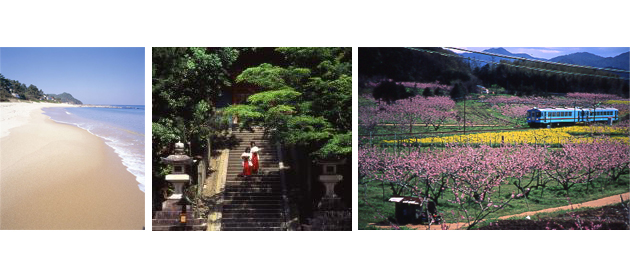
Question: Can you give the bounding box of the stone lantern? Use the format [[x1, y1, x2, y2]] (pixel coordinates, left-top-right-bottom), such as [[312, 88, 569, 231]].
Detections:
[[161, 141, 193, 210], [315, 158, 346, 210]]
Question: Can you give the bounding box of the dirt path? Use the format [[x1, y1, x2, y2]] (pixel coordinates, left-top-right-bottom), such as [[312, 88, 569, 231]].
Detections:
[[370, 192, 630, 230]]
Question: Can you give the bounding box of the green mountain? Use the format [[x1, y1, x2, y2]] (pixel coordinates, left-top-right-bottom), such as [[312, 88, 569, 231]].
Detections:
[[47, 92, 83, 104]]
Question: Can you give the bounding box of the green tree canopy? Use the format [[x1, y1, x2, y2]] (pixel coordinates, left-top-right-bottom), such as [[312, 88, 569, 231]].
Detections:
[[226, 47, 352, 159], [152, 47, 239, 175]]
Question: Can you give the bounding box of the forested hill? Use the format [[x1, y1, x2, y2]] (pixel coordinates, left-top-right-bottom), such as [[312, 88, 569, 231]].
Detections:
[[47, 92, 83, 104], [359, 47, 473, 84]]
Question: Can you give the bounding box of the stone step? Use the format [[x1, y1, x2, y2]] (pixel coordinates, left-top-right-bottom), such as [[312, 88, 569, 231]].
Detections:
[[223, 199, 282, 205], [226, 172, 280, 176], [225, 181, 280, 188], [224, 189, 282, 194], [222, 212, 284, 219], [225, 172, 280, 176], [230, 159, 276, 163], [223, 194, 281, 200], [229, 155, 276, 159], [225, 187, 281, 193], [223, 196, 282, 204], [229, 150, 277, 154], [222, 226, 284, 231], [224, 174, 280, 178], [222, 209, 283, 215], [233, 141, 268, 145], [224, 184, 281, 190], [221, 221, 284, 228], [233, 137, 267, 141], [233, 131, 268, 134], [229, 152, 277, 156], [221, 217, 284, 224], [226, 174, 280, 180], [231, 142, 273, 145], [227, 159, 278, 163], [223, 204, 283, 211], [226, 164, 279, 169]]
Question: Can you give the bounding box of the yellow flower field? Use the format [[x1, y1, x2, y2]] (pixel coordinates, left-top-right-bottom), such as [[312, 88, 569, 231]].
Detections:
[[383, 125, 629, 146], [605, 100, 630, 105], [562, 125, 629, 135]]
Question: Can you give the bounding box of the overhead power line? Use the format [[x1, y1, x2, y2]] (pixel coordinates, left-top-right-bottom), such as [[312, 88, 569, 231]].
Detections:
[[445, 47, 630, 74], [404, 47, 625, 80]]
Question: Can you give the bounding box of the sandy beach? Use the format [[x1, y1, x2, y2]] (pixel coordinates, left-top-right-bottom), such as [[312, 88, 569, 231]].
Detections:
[[1, 102, 144, 229]]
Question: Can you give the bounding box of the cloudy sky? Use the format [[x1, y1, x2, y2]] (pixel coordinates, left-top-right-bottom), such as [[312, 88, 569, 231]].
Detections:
[[451, 47, 629, 60]]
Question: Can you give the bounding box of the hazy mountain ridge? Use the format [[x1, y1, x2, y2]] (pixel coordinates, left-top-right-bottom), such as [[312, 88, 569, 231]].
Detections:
[[459, 48, 629, 72], [550, 51, 629, 71]]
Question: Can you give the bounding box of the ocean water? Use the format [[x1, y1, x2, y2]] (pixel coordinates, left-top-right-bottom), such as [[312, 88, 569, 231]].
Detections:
[[43, 105, 145, 192]]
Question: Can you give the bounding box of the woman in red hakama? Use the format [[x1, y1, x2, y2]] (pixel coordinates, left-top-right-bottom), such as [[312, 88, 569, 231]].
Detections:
[[241, 147, 252, 177], [250, 141, 260, 175]]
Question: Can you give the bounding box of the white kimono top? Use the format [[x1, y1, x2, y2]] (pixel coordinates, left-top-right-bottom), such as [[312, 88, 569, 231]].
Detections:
[[241, 152, 252, 167]]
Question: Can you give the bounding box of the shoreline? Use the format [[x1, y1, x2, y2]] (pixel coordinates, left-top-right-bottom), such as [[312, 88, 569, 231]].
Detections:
[[42, 106, 146, 193], [1, 103, 144, 229]]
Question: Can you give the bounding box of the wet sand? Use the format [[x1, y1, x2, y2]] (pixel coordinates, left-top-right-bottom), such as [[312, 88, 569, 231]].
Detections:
[[1, 103, 144, 229]]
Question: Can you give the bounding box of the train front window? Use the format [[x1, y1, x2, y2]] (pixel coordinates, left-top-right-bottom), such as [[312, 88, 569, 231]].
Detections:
[[536, 112, 541, 117]]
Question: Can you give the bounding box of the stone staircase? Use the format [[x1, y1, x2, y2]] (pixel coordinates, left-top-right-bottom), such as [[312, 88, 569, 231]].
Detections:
[[221, 127, 287, 231]]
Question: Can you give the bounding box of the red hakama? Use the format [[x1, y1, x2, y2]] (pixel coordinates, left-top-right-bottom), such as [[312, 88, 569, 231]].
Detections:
[[242, 153, 252, 176], [252, 153, 259, 174], [251, 146, 260, 174]]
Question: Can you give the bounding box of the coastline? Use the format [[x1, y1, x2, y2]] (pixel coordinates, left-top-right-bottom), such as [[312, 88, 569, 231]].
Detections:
[[0, 102, 144, 229]]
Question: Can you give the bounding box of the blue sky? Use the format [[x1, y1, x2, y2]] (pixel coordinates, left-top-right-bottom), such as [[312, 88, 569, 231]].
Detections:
[[0, 47, 145, 105], [451, 47, 629, 60]]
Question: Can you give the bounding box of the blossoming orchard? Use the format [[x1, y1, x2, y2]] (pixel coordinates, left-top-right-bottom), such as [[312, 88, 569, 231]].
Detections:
[[359, 86, 630, 230]]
